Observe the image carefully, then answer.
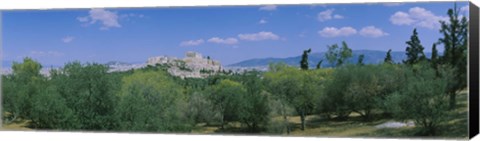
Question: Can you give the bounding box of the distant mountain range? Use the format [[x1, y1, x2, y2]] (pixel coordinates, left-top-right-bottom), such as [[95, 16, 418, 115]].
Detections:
[[2, 50, 436, 73], [227, 50, 434, 68]]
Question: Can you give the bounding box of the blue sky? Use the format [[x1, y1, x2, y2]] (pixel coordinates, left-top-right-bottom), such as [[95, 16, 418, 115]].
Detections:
[[1, 2, 470, 67]]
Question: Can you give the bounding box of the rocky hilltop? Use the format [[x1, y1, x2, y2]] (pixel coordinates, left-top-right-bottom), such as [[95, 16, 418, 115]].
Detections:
[[147, 51, 223, 78], [2, 51, 223, 78]]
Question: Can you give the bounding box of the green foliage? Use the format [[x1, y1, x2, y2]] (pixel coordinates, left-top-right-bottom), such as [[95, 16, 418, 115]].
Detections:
[[318, 65, 353, 119], [300, 48, 312, 70], [386, 64, 452, 136], [207, 79, 246, 129], [431, 44, 439, 66], [265, 64, 329, 130], [357, 54, 365, 65], [115, 70, 192, 132], [49, 62, 118, 130], [316, 60, 323, 69], [384, 49, 393, 64], [374, 63, 408, 116], [404, 28, 426, 65], [2, 75, 20, 123], [344, 65, 383, 120], [319, 64, 400, 120], [438, 3, 468, 109], [186, 91, 219, 125], [326, 41, 353, 67], [2, 57, 45, 122], [237, 71, 270, 132], [29, 85, 75, 129]]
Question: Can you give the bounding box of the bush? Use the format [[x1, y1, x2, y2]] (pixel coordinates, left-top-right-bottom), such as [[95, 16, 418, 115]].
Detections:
[[386, 63, 452, 136]]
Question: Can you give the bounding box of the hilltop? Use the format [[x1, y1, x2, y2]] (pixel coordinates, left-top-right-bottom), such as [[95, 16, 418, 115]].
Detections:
[[227, 50, 434, 69]]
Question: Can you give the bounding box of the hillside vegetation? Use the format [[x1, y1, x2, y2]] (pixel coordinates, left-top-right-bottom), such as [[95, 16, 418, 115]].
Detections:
[[1, 5, 468, 139]]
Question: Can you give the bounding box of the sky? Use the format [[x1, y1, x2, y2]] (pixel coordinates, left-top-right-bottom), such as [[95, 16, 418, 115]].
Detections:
[[1, 2, 470, 67]]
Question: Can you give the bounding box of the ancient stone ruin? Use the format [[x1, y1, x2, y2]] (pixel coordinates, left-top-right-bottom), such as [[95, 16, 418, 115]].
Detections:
[[147, 51, 223, 78]]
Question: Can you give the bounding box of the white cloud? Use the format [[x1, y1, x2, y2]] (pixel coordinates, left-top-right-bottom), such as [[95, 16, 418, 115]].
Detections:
[[259, 5, 277, 11], [461, 5, 469, 13], [390, 11, 415, 25], [30, 51, 64, 57], [180, 39, 204, 46], [238, 31, 280, 41], [318, 27, 357, 37], [207, 37, 238, 45], [359, 26, 389, 38], [62, 36, 75, 43], [77, 16, 89, 22], [77, 8, 121, 30], [317, 9, 343, 22], [120, 13, 145, 20], [333, 14, 344, 19], [259, 19, 267, 24], [390, 7, 448, 29]]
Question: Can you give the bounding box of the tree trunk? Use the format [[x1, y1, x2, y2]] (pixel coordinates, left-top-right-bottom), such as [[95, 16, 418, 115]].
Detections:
[[282, 103, 290, 134], [300, 109, 306, 131], [449, 92, 456, 110], [221, 115, 225, 129], [4, 113, 18, 124]]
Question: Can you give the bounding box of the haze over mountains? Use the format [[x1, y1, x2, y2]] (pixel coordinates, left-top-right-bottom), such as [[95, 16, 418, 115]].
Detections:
[[2, 50, 435, 76], [227, 50, 434, 68]]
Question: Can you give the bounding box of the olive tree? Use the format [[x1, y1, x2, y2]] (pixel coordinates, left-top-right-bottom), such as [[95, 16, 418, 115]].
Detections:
[[115, 70, 192, 132], [386, 63, 452, 136]]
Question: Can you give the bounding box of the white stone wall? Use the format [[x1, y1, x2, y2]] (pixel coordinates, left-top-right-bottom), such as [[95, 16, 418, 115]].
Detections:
[[146, 51, 223, 78]]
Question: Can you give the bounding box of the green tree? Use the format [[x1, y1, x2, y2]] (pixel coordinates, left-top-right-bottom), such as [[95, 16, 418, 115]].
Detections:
[[115, 70, 192, 132], [237, 71, 270, 132], [375, 63, 408, 117], [264, 64, 327, 131], [357, 54, 365, 65], [404, 28, 426, 65], [344, 65, 383, 120], [386, 64, 453, 135], [29, 84, 75, 129], [384, 49, 393, 64], [2, 57, 44, 122], [431, 44, 439, 66], [430, 43, 441, 77], [2, 75, 22, 124], [325, 41, 353, 67], [319, 65, 354, 120], [50, 62, 118, 130], [438, 4, 468, 109], [264, 63, 294, 134], [300, 48, 312, 70], [316, 60, 323, 69], [186, 91, 218, 126], [207, 79, 246, 129], [319, 65, 384, 120]]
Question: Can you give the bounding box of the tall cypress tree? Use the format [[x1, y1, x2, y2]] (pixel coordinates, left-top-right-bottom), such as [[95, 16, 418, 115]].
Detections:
[[384, 49, 393, 64], [404, 28, 426, 65], [438, 3, 468, 109], [431, 44, 439, 66], [300, 48, 312, 70], [357, 54, 365, 65]]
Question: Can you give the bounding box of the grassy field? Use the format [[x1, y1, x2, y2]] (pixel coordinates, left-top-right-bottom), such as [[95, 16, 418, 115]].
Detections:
[[1, 90, 468, 139], [191, 90, 469, 139], [0, 119, 32, 131]]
